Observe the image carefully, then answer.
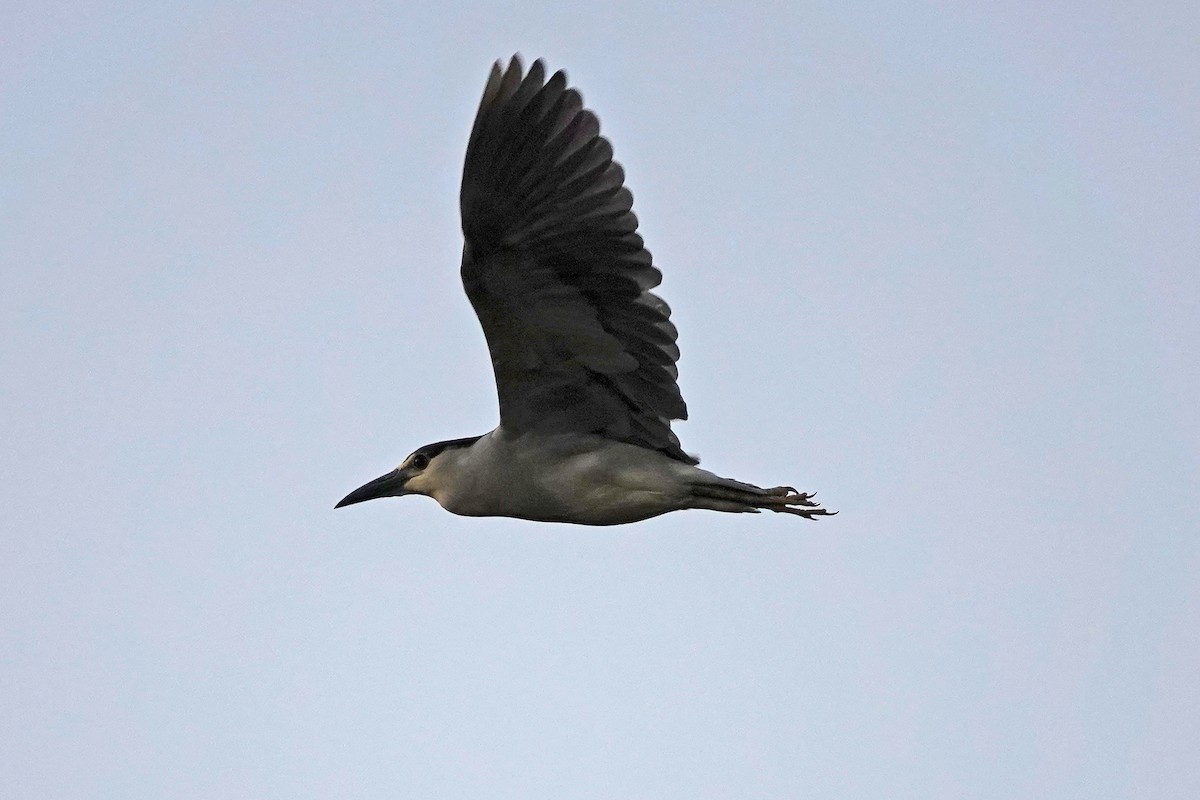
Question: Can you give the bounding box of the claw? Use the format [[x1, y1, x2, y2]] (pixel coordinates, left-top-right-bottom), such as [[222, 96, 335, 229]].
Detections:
[[735, 483, 835, 518]]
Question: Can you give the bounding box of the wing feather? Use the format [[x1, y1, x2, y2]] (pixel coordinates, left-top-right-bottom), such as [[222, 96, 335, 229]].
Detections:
[[460, 56, 693, 463]]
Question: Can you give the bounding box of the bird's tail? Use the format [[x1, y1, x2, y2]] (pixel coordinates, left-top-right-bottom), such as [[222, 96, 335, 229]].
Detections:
[[687, 475, 836, 519]]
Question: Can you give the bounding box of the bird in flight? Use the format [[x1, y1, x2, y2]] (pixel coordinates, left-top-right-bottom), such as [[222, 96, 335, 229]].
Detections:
[[337, 56, 834, 525]]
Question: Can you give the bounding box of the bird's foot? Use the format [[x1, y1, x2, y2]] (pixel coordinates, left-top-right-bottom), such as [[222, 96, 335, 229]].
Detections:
[[762, 486, 837, 519]]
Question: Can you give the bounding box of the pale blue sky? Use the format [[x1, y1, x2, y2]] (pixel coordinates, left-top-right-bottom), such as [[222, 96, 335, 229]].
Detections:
[[3, 1, 1197, 798]]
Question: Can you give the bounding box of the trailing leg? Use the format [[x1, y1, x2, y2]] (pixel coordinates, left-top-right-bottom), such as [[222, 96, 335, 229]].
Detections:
[[687, 475, 836, 519]]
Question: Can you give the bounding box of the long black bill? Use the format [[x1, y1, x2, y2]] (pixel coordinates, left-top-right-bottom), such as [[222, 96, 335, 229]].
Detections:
[[335, 468, 408, 509]]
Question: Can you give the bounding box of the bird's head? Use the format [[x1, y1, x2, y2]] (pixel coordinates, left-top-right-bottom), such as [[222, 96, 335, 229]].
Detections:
[[335, 436, 481, 509]]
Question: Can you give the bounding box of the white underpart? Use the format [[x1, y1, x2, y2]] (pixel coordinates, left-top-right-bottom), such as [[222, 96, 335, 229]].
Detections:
[[410, 428, 722, 525]]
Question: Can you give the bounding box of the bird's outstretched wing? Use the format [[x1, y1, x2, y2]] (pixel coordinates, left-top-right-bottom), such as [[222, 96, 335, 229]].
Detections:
[[459, 56, 694, 463]]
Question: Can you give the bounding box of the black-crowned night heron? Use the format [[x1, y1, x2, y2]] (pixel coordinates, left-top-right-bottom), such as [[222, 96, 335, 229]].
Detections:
[[337, 56, 835, 525]]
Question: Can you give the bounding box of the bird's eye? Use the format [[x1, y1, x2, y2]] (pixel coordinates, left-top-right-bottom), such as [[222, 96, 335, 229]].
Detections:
[[412, 453, 430, 470]]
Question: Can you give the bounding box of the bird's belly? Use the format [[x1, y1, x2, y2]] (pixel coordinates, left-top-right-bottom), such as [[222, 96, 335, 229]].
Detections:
[[542, 448, 692, 524], [438, 437, 689, 525], [446, 476, 676, 525], [519, 490, 676, 525], [541, 484, 677, 525]]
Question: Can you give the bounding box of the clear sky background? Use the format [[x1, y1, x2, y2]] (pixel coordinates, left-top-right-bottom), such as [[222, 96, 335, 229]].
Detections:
[[3, 1, 1197, 797]]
